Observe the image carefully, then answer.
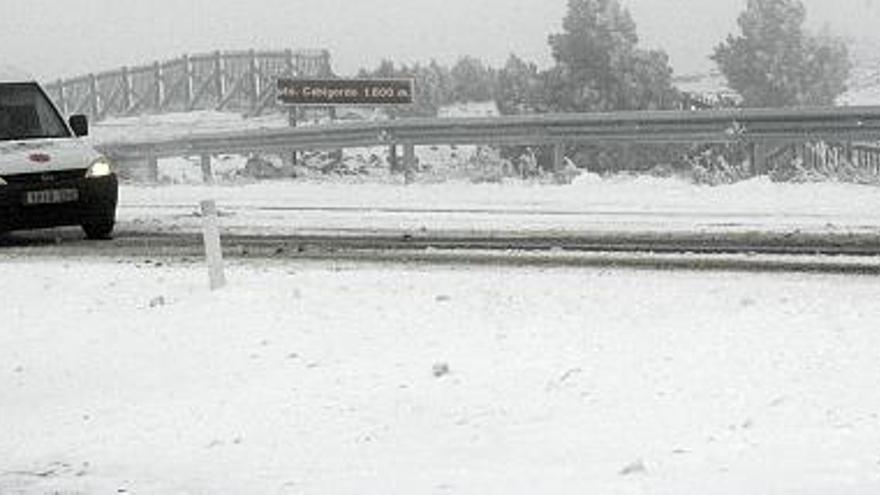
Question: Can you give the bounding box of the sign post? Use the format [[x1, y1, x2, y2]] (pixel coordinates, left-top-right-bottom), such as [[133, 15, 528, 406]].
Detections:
[[287, 106, 298, 169], [276, 78, 415, 181]]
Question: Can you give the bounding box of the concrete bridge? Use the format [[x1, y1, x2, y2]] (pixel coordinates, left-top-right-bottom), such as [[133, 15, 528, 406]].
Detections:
[[43, 49, 333, 122]]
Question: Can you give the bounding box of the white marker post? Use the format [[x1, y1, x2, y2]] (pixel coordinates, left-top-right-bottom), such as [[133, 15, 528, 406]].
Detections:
[[200, 199, 226, 290]]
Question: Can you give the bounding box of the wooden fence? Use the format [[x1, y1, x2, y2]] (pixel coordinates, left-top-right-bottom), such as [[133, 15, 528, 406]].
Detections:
[[43, 49, 333, 121]]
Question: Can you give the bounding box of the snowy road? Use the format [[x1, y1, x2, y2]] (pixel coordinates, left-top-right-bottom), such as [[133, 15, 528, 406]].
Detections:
[[2, 174, 863, 270], [2, 257, 880, 494], [4, 228, 880, 275]]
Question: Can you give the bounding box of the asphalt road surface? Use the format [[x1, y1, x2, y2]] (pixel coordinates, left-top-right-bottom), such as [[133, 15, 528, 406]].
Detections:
[[3, 227, 880, 274]]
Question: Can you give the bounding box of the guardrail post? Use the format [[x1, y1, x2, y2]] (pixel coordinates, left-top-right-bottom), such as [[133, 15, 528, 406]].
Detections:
[[403, 143, 416, 184], [200, 154, 214, 184], [388, 144, 399, 173], [327, 106, 344, 167], [749, 141, 768, 176], [147, 154, 159, 183], [552, 143, 564, 173]]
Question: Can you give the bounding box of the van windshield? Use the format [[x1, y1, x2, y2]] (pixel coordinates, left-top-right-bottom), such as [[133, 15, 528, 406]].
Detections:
[[0, 83, 70, 141]]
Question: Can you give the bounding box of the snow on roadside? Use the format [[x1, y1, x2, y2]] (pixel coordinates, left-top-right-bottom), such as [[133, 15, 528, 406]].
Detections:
[[2, 257, 880, 494], [116, 174, 880, 236]]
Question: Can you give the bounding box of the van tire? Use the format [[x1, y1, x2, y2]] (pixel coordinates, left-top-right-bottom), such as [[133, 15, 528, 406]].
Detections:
[[82, 220, 115, 240]]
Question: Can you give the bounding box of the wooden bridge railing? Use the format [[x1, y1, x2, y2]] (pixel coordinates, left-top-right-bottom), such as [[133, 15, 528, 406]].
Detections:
[[43, 49, 333, 121]]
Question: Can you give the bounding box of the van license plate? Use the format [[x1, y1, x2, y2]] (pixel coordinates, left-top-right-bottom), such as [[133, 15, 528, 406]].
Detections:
[[24, 189, 79, 205]]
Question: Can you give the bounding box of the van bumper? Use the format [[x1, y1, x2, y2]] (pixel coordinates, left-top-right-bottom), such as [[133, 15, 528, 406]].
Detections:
[[0, 174, 118, 232]]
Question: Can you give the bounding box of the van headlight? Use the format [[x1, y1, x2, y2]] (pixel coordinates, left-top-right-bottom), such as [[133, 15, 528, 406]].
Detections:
[[86, 157, 113, 178], [0, 177, 6, 186]]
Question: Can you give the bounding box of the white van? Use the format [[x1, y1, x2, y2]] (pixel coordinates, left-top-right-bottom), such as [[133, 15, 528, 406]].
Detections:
[[0, 66, 117, 239]]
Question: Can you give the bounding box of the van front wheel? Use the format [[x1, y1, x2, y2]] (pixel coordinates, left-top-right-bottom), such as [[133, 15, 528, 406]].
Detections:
[[82, 220, 115, 240]]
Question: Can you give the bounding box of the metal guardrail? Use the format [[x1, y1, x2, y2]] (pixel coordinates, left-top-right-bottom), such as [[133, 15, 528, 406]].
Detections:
[[98, 106, 880, 162]]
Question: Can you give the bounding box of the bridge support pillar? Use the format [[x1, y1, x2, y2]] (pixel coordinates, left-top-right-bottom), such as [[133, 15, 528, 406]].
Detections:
[[201, 154, 214, 184]]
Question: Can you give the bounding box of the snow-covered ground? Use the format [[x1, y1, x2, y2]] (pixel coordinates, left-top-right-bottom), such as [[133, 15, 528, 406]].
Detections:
[[4, 100, 877, 495], [116, 174, 880, 236], [2, 257, 880, 494]]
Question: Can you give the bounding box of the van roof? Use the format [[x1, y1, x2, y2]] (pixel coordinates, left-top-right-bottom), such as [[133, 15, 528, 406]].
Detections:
[[0, 65, 36, 83]]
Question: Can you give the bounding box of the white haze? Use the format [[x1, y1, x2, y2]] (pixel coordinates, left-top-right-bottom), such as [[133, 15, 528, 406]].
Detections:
[[1, 0, 877, 80]]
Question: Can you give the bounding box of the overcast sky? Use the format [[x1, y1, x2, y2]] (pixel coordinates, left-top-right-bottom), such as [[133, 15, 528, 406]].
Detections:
[[2, 0, 878, 81]]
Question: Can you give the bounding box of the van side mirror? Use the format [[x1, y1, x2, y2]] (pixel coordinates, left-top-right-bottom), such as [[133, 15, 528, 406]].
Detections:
[[69, 114, 89, 137]]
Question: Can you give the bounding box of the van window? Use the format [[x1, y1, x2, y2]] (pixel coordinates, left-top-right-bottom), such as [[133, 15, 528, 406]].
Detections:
[[0, 83, 70, 141]]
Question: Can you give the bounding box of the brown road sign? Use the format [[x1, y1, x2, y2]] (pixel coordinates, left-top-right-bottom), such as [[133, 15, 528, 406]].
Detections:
[[277, 78, 414, 106]]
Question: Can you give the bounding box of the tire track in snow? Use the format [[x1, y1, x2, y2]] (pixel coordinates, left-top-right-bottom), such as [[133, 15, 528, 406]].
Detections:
[[2, 228, 880, 274]]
